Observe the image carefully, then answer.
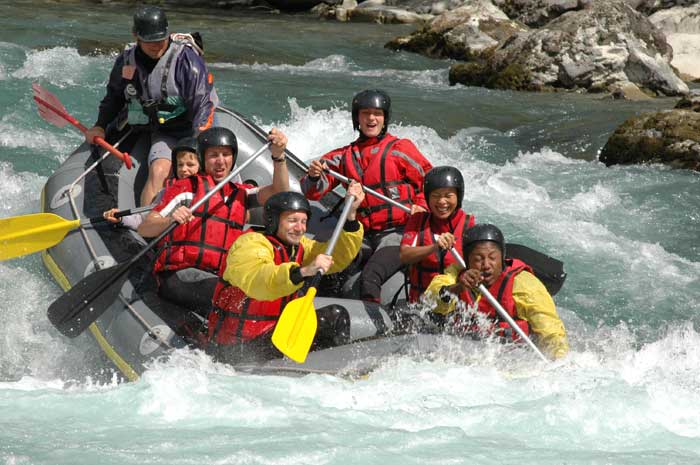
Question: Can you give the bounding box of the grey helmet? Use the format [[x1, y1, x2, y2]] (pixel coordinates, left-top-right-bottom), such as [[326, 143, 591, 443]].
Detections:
[[462, 224, 506, 265], [171, 136, 199, 170], [133, 6, 168, 43], [351, 89, 391, 137], [197, 127, 238, 167], [423, 166, 465, 207], [264, 191, 312, 235]]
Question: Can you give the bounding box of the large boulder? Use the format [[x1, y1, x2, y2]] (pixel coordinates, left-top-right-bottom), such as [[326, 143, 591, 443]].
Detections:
[[450, 0, 689, 95], [324, 0, 435, 22], [385, 0, 526, 59], [348, 4, 433, 23], [498, 0, 588, 27], [599, 96, 700, 170], [649, 5, 700, 80], [634, 0, 697, 15]]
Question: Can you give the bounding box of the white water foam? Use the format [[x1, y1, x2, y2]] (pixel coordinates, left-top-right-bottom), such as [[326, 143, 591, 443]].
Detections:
[[0, 162, 45, 216], [11, 46, 108, 88], [0, 41, 27, 81], [0, 113, 75, 156]]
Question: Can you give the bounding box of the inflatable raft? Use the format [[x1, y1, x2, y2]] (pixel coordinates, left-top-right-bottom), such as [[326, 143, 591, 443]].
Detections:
[[40, 105, 568, 380]]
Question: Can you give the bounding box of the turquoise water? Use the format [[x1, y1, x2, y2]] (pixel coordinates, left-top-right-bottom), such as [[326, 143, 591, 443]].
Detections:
[[1, 1, 699, 463]]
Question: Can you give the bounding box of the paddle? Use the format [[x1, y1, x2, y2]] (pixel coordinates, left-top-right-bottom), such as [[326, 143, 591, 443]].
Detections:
[[449, 249, 549, 362], [272, 193, 357, 363], [0, 206, 153, 262], [46, 142, 272, 338], [320, 167, 566, 295], [31, 83, 133, 169]]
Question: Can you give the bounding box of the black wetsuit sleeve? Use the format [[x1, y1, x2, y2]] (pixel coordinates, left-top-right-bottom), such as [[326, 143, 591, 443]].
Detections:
[[289, 266, 304, 285], [343, 219, 361, 232], [95, 54, 127, 129]]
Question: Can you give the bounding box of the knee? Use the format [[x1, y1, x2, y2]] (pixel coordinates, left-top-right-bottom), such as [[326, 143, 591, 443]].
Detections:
[[148, 159, 172, 183]]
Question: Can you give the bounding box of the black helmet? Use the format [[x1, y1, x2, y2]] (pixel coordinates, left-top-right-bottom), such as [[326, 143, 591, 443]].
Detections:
[[264, 191, 312, 235], [171, 136, 199, 167], [423, 166, 465, 207], [133, 6, 168, 43], [351, 89, 391, 136], [462, 224, 506, 264], [197, 127, 238, 167]]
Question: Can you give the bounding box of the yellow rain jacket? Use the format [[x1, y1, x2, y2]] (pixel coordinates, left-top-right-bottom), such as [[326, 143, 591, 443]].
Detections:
[[223, 224, 363, 301], [426, 264, 569, 359]]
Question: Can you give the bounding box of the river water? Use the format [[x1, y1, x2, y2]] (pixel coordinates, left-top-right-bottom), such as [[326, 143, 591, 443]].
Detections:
[[1, 1, 699, 464]]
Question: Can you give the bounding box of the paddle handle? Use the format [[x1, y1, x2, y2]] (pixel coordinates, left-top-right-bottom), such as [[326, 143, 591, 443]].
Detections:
[[449, 248, 549, 362], [92, 136, 133, 170], [86, 205, 154, 225], [324, 168, 411, 214]]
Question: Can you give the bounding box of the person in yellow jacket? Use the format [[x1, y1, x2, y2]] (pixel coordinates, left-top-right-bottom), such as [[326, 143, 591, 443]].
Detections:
[[207, 183, 365, 363], [426, 224, 569, 359]]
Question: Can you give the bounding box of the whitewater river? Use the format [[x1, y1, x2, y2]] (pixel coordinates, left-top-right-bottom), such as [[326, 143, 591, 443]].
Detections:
[[1, 1, 699, 464]]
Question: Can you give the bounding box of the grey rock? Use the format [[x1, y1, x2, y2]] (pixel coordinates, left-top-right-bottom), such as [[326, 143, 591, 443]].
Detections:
[[500, 0, 586, 27], [649, 5, 700, 78], [634, 0, 698, 15], [350, 4, 433, 22], [600, 108, 700, 170], [385, 0, 523, 59]]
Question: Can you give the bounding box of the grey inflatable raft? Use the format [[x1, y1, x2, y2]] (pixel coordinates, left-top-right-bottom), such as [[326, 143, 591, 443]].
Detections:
[[41, 107, 427, 381]]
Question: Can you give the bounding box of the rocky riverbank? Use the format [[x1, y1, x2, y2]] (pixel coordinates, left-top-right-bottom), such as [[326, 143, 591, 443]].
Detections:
[[380, 0, 691, 97]]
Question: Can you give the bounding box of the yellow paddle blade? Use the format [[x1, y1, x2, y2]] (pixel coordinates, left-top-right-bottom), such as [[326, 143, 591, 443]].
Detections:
[[0, 213, 80, 261], [272, 286, 318, 363]]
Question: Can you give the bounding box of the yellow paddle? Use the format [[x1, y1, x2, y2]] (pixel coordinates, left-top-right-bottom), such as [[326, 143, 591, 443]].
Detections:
[[0, 206, 152, 261], [272, 194, 356, 363]]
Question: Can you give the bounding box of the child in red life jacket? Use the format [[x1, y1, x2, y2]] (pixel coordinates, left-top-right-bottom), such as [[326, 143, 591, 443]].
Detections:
[[399, 166, 475, 303], [102, 136, 200, 229]]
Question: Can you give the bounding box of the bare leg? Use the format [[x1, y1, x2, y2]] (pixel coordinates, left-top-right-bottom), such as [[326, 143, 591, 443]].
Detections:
[[141, 158, 171, 206]]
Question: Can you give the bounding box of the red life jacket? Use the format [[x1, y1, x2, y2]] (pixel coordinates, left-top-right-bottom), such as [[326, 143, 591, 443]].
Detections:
[[407, 210, 474, 302], [334, 135, 422, 232], [208, 233, 305, 345], [153, 174, 248, 275], [459, 258, 532, 341]]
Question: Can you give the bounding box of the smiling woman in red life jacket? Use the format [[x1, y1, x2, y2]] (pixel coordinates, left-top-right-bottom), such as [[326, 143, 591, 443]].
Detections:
[[426, 224, 569, 360], [206, 186, 365, 364], [399, 166, 476, 303], [137, 126, 290, 316], [301, 89, 433, 303]]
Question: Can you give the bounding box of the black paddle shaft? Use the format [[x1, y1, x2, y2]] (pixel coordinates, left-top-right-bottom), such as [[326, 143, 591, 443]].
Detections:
[[86, 205, 154, 226], [47, 219, 181, 337], [47, 142, 272, 338]]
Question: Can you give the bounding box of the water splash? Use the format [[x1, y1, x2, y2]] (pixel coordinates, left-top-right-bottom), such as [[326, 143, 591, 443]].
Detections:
[[11, 46, 108, 88]]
